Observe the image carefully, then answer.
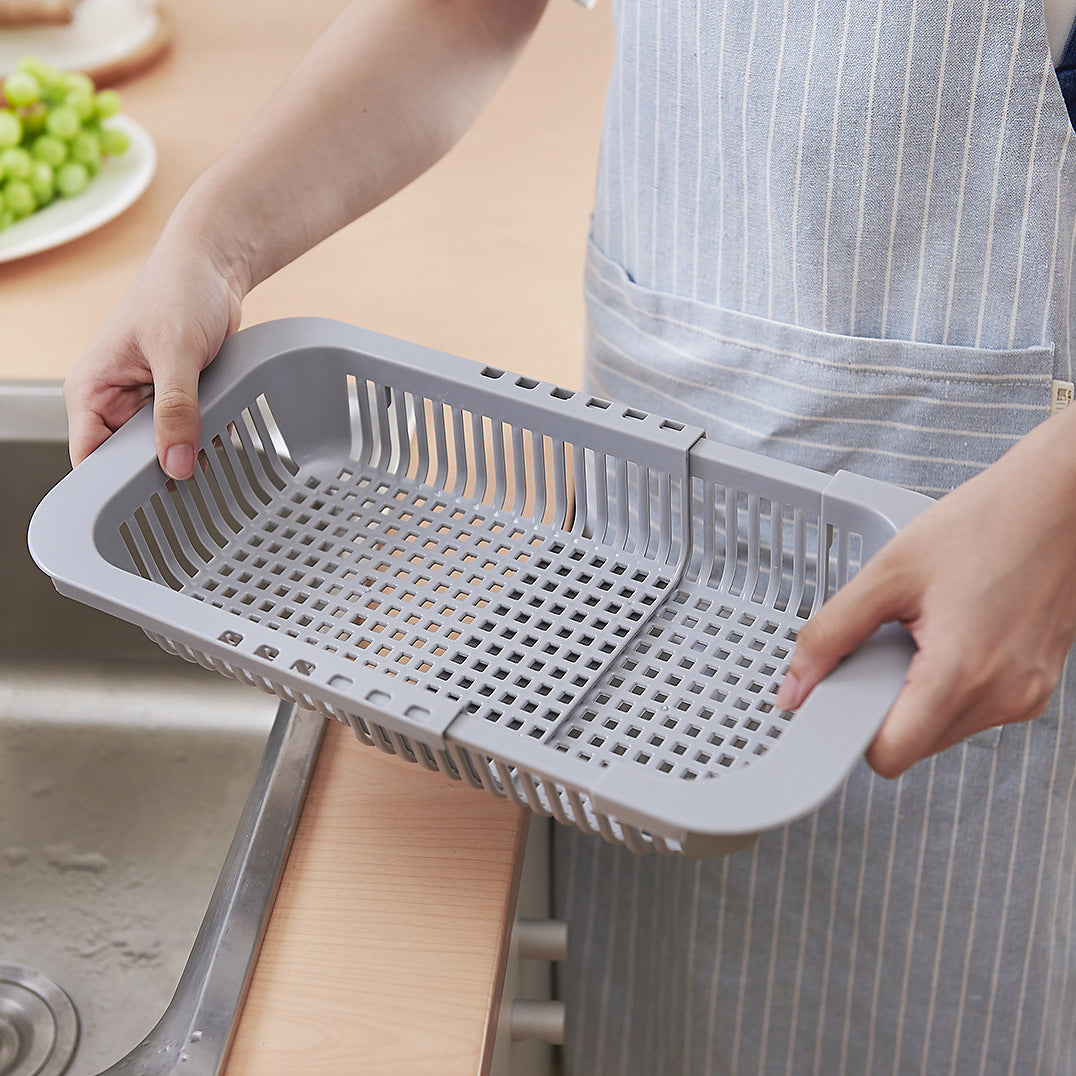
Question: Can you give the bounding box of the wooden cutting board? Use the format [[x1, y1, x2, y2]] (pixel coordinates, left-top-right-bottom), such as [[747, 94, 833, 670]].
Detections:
[[0, 1, 172, 86], [83, 7, 171, 86]]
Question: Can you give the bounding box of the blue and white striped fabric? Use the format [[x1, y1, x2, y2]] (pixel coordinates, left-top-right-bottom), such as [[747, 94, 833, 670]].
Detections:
[[554, 0, 1076, 1072]]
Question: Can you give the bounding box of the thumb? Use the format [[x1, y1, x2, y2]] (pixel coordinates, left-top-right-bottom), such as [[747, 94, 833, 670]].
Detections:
[[151, 357, 202, 481], [774, 560, 912, 711]]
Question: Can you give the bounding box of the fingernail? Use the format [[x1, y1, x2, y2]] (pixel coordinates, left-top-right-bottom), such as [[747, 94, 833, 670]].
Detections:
[[775, 671, 802, 712], [164, 444, 195, 481]]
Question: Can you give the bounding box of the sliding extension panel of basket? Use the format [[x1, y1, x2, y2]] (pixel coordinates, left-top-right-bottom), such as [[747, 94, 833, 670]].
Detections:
[[29, 318, 930, 857]]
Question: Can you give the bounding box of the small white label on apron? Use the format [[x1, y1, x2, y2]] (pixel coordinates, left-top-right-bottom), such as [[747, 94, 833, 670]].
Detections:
[[1050, 380, 1074, 416]]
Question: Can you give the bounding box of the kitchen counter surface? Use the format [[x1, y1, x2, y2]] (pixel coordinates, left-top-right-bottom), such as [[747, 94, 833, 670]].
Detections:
[[0, 0, 611, 382], [1, 1, 612, 1072]]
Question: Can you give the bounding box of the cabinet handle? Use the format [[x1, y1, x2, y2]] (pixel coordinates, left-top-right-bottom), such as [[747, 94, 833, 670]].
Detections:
[[510, 1000, 566, 1044], [515, 919, 568, 962]]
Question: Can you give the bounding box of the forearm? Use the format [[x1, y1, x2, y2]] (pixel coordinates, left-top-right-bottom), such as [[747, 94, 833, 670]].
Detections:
[[162, 0, 547, 294]]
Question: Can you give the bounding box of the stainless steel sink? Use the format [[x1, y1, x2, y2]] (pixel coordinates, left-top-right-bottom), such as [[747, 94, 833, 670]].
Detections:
[[0, 383, 325, 1076]]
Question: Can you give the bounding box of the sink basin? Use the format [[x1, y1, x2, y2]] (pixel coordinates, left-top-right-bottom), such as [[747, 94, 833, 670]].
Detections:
[[0, 384, 324, 1076]]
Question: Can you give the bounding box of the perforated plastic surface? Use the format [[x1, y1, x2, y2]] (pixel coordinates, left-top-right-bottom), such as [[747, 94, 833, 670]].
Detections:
[[30, 319, 929, 856]]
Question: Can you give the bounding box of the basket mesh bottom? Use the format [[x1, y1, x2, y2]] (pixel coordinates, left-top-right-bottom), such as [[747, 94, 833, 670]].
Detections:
[[549, 590, 799, 778], [177, 460, 806, 779], [182, 464, 679, 743]]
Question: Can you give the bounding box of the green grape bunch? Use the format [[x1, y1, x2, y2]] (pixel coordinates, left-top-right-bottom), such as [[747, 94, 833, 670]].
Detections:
[[0, 57, 131, 232]]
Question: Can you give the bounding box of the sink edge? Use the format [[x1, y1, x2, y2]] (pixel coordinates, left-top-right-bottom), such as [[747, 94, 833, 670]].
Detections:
[[93, 702, 326, 1076]]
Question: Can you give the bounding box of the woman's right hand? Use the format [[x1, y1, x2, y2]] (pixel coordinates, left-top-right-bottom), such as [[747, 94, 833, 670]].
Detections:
[[63, 229, 245, 479]]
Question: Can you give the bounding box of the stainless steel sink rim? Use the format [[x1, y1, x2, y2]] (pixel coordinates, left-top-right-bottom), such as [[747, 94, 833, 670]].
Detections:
[[92, 701, 324, 1075], [0, 964, 78, 1076]]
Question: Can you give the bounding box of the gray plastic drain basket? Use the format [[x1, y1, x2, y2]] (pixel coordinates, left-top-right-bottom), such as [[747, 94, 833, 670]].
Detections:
[[30, 318, 929, 857]]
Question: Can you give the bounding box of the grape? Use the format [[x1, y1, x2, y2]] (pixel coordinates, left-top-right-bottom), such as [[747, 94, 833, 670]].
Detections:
[[17, 58, 60, 89], [20, 107, 46, 138], [100, 125, 129, 157], [31, 134, 65, 167], [28, 160, 54, 204], [64, 90, 94, 122], [4, 71, 40, 108], [4, 179, 36, 218], [44, 106, 79, 140], [0, 110, 21, 149], [71, 130, 100, 169], [0, 146, 31, 180], [59, 71, 95, 98], [94, 89, 121, 120], [55, 161, 88, 197]]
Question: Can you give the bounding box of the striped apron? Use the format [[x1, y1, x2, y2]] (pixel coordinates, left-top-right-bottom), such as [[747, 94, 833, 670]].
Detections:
[[554, 0, 1076, 1073]]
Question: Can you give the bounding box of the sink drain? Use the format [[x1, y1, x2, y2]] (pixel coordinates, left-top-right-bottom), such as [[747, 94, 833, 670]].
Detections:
[[0, 966, 78, 1076]]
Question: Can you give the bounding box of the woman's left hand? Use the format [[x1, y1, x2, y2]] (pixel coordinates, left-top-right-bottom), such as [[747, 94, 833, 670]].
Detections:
[[774, 406, 1076, 778]]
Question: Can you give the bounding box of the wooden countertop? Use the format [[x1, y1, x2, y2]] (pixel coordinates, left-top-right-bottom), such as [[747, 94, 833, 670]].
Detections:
[[225, 721, 529, 1076], [1, 1, 612, 1072]]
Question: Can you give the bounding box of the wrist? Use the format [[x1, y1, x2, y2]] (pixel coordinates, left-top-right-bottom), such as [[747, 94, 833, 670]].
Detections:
[[991, 398, 1076, 518], [160, 177, 260, 300]]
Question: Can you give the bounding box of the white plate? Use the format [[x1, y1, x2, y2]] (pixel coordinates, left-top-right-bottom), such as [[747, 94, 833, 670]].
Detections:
[[0, 114, 155, 263]]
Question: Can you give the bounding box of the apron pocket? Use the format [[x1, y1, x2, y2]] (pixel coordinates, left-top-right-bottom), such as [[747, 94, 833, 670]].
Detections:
[[583, 237, 1054, 500]]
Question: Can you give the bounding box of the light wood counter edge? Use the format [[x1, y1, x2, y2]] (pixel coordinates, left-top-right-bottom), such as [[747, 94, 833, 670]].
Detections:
[[478, 811, 530, 1076], [223, 718, 530, 1076]]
